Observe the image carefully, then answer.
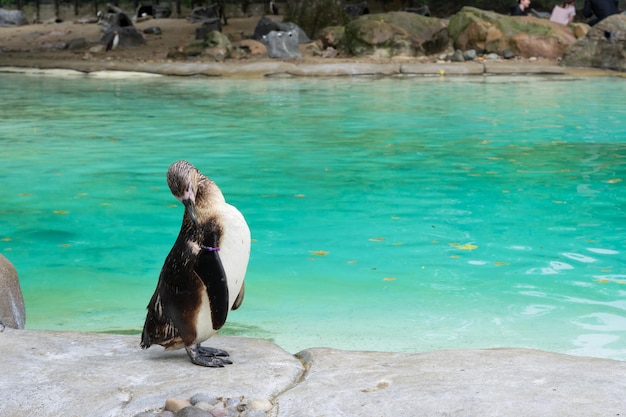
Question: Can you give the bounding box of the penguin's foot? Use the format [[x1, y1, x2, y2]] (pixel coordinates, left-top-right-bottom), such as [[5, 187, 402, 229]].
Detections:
[[185, 343, 233, 367]]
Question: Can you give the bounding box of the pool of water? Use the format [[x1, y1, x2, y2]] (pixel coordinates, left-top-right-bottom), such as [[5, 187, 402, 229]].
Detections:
[[1, 72, 625, 359]]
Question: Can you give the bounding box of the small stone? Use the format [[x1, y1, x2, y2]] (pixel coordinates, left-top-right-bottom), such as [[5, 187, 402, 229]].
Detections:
[[242, 410, 266, 417], [463, 49, 477, 61], [247, 399, 272, 412], [176, 406, 212, 417], [210, 407, 229, 417], [190, 394, 219, 406], [503, 50, 515, 59], [449, 49, 465, 62], [158, 412, 175, 417], [194, 402, 215, 412], [485, 53, 500, 60], [144, 26, 162, 35], [225, 397, 240, 407], [165, 398, 192, 413]]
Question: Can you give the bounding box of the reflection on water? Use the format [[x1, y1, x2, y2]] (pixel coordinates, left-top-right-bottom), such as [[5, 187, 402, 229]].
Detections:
[[0, 73, 625, 359]]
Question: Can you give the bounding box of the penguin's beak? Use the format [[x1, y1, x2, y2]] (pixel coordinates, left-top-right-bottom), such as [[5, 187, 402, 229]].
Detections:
[[183, 198, 198, 225]]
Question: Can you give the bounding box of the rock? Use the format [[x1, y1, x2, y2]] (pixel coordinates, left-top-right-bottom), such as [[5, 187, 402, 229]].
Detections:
[[190, 394, 218, 406], [449, 49, 465, 62], [195, 18, 222, 40], [252, 16, 310, 44], [231, 39, 267, 58], [134, 4, 171, 20], [277, 347, 626, 416], [561, 14, 626, 71], [0, 254, 25, 329], [97, 7, 134, 32], [65, 38, 88, 50], [101, 26, 146, 48], [203, 30, 231, 59], [463, 49, 477, 60], [0, 8, 27, 27], [344, 2, 369, 18], [247, 399, 272, 412], [144, 26, 162, 35], [318, 26, 345, 50], [322, 47, 338, 58], [193, 402, 215, 412], [262, 30, 301, 58], [188, 6, 220, 23], [2, 330, 626, 417], [570, 23, 590, 39], [242, 411, 265, 417], [503, 49, 515, 59], [448, 6, 577, 59], [343, 11, 448, 58], [165, 398, 191, 413], [176, 406, 211, 417]]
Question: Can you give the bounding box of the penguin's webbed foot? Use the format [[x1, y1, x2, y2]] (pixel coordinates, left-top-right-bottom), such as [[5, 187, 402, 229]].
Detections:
[[186, 343, 233, 367]]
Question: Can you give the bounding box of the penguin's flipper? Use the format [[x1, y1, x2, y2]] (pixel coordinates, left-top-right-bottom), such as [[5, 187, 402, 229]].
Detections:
[[185, 342, 233, 367], [232, 282, 245, 311], [195, 233, 229, 330]]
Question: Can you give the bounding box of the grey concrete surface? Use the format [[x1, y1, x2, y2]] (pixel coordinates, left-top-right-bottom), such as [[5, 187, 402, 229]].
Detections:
[[1, 329, 625, 417], [0, 60, 621, 78]]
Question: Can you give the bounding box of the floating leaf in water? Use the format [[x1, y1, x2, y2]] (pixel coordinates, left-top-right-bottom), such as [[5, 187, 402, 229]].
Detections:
[[309, 250, 329, 256], [294, 194, 305, 198], [369, 237, 386, 242], [59, 243, 71, 247], [18, 193, 32, 197], [53, 210, 69, 215], [384, 277, 396, 281], [392, 242, 404, 246], [450, 243, 477, 250], [607, 178, 622, 184], [1, 237, 12, 242], [495, 262, 509, 266], [390, 216, 400, 220], [101, 202, 112, 206], [597, 279, 611, 284]]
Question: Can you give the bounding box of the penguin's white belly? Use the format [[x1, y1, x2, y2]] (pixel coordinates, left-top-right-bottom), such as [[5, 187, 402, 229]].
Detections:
[[194, 203, 250, 343]]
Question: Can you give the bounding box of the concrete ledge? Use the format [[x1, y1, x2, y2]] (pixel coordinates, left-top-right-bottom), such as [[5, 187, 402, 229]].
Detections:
[[2, 329, 625, 416], [3, 59, 617, 78]]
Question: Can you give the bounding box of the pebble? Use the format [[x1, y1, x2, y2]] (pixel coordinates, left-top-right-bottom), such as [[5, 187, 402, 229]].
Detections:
[[134, 393, 273, 417], [242, 410, 266, 417], [165, 398, 192, 413], [176, 406, 211, 417], [247, 399, 272, 412], [191, 394, 219, 406]]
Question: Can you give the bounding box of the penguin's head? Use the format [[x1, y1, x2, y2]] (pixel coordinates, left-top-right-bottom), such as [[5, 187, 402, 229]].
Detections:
[[167, 160, 200, 225]]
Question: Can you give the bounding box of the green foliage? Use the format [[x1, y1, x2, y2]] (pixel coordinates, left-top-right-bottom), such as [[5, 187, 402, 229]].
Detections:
[[283, 0, 350, 39]]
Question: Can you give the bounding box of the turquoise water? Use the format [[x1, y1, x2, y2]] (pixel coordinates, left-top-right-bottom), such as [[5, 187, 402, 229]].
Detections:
[[1, 72, 625, 360]]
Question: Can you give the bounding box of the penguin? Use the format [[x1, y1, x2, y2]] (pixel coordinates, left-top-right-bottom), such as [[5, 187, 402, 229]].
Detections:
[[141, 160, 251, 367], [105, 30, 119, 51]]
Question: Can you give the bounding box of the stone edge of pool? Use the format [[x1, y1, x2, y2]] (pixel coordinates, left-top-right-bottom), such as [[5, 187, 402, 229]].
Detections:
[[0, 59, 623, 78], [1, 328, 625, 417]]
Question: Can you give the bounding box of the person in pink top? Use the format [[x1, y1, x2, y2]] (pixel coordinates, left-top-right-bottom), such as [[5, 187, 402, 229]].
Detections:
[[550, 0, 577, 24]]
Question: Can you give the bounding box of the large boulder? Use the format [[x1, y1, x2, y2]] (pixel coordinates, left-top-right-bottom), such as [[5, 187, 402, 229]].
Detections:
[[561, 14, 626, 71], [0, 254, 25, 329], [0, 8, 27, 27], [252, 16, 310, 44], [343, 11, 448, 58], [101, 26, 146, 48], [448, 6, 577, 59], [261, 30, 301, 58]]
